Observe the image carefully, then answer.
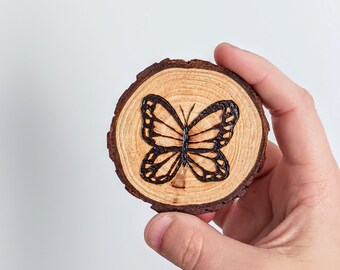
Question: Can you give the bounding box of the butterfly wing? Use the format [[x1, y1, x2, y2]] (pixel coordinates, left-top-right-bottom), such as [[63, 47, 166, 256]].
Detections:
[[140, 94, 184, 184], [141, 94, 184, 148], [187, 100, 239, 152], [186, 150, 229, 182], [140, 147, 182, 184], [185, 100, 239, 182]]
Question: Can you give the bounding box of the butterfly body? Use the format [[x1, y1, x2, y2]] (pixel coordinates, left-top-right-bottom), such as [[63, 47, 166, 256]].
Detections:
[[180, 124, 190, 166], [140, 94, 239, 185]]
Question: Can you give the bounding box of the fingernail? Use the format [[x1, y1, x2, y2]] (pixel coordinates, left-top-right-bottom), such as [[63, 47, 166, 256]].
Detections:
[[222, 42, 237, 48], [146, 214, 173, 251]]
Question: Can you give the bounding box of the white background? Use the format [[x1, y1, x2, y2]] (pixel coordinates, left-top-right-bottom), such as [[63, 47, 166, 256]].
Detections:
[[1, 1, 339, 269]]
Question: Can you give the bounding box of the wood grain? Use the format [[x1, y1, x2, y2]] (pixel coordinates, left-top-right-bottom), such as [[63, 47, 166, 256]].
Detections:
[[107, 59, 269, 214]]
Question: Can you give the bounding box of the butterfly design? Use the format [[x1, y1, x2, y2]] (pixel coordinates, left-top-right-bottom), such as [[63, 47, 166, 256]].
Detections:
[[140, 94, 239, 185]]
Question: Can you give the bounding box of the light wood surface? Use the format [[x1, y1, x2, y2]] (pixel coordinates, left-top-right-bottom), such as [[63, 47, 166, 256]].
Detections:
[[108, 59, 268, 214]]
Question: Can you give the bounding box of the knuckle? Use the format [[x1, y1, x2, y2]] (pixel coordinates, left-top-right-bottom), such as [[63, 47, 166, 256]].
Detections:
[[271, 86, 316, 117], [180, 232, 204, 270], [297, 87, 315, 109]]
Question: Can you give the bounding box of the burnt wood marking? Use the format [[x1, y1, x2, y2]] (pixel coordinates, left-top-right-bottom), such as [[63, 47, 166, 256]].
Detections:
[[140, 94, 239, 185]]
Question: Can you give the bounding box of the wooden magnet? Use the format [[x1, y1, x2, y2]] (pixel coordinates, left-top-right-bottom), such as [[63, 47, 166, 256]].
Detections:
[[107, 59, 269, 214]]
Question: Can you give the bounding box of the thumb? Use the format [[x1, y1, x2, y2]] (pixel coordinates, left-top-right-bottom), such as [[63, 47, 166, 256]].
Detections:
[[144, 212, 272, 270]]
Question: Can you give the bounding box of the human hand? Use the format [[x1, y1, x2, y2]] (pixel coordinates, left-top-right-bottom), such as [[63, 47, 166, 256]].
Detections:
[[144, 43, 340, 270]]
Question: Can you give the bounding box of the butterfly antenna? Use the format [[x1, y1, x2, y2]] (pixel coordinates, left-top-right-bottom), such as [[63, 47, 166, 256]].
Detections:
[[179, 105, 188, 126], [187, 103, 196, 124]]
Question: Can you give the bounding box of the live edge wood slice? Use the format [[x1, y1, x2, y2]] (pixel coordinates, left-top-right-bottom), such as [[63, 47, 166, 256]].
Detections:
[[107, 59, 269, 215]]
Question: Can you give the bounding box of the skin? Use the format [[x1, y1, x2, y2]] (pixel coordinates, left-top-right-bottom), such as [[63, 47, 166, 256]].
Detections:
[[144, 43, 340, 270]]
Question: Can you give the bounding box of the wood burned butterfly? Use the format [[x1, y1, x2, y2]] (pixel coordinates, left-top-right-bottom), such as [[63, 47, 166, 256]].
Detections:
[[140, 94, 239, 185]]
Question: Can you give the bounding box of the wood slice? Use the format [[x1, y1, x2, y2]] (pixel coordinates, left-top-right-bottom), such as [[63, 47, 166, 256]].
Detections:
[[107, 59, 269, 214]]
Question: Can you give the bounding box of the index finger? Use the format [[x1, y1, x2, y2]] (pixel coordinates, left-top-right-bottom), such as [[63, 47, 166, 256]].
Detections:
[[214, 43, 334, 166]]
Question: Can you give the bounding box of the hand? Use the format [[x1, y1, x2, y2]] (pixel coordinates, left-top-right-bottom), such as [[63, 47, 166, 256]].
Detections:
[[144, 43, 340, 270]]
